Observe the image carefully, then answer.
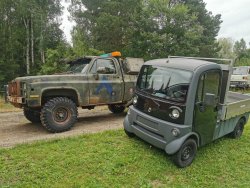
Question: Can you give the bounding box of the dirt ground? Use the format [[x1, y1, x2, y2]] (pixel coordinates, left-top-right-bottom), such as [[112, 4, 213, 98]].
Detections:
[[0, 107, 125, 148]]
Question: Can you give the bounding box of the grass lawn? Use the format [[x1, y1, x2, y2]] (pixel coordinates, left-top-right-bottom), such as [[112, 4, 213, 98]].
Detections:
[[0, 121, 250, 187]]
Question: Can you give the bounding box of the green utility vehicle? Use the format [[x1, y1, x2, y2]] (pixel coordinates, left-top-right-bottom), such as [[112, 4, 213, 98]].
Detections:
[[124, 56, 250, 168], [7, 52, 144, 133]]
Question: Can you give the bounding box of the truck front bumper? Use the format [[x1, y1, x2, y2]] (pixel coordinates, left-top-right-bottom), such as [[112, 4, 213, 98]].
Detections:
[[123, 106, 194, 155]]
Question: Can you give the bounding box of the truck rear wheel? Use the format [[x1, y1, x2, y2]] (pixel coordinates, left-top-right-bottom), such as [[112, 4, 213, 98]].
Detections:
[[41, 97, 78, 133], [108, 104, 125, 114], [172, 139, 197, 168], [23, 108, 41, 123], [230, 118, 245, 139]]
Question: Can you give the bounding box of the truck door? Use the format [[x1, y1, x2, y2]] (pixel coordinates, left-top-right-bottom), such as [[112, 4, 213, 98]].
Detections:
[[194, 70, 221, 146], [87, 58, 124, 105]]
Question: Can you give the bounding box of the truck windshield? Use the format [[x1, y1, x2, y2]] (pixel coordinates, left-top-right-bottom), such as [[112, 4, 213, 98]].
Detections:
[[67, 64, 88, 73], [233, 67, 249, 75], [137, 65, 193, 102]]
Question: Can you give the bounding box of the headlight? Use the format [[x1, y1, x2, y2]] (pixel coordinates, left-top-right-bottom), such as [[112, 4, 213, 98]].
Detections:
[[132, 95, 138, 105], [170, 109, 180, 119]]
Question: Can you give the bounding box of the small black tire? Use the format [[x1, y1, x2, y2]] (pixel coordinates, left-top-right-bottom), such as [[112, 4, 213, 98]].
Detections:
[[172, 139, 197, 168], [23, 108, 41, 123], [108, 104, 125, 114], [41, 97, 78, 133], [230, 118, 245, 139], [124, 129, 135, 138]]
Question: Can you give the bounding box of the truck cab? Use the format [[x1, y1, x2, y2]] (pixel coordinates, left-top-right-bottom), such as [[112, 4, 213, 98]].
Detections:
[[7, 52, 144, 133], [124, 57, 250, 167]]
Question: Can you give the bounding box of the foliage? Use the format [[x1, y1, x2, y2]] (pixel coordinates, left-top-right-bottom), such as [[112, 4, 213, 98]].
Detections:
[[69, 0, 222, 60], [0, 0, 66, 87], [0, 123, 250, 187], [233, 38, 250, 66], [217, 38, 235, 59], [39, 48, 67, 75]]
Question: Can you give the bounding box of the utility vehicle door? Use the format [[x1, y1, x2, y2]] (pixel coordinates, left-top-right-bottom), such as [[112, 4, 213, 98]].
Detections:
[[194, 70, 221, 146], [87, 58, 124, 105]]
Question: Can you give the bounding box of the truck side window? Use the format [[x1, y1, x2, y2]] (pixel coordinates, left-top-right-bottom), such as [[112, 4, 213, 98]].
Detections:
[[197, 70, 220, 102], [90, 59, 116, 74]]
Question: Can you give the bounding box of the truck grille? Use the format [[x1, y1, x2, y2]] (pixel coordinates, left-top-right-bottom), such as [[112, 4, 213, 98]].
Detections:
[[8, 81, 21, 96]]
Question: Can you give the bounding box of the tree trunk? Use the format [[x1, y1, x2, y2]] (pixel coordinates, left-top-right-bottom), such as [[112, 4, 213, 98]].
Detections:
[[23, 18, 30, 74], [31, 14, 34, 67], [40, 14, 45, 64]]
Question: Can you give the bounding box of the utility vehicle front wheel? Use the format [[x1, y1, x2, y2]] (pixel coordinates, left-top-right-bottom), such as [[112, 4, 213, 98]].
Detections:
[[124, 129, 135, 138], [23, 107, 41, 123], [108, 104, 125, 114], [41, 97, 78, 133], [172, 139, 197, 168]]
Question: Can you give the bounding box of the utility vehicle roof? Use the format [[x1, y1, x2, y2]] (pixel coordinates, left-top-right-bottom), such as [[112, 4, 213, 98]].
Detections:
[[144, 58, 220, 71]]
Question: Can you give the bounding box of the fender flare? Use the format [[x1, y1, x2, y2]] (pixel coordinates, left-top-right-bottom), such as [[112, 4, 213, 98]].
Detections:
[[165, 132, 200, 155]]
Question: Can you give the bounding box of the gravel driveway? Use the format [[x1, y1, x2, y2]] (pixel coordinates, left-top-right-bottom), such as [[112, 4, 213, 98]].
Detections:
[[0, 107, 125, 148]]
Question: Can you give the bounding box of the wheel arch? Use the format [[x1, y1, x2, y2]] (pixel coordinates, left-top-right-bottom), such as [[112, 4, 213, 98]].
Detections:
[[165, 132, 200, 155], [41, 88, 80, 106]]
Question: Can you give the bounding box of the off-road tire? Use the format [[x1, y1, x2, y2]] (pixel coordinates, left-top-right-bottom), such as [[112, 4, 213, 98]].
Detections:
[[108, 104, 125, 114], [23, 108, 41, 123], [230, 118, 245, 139], [172, 139, 197, 168], [41, 97, 78, 133], [124, 129, 135, 138]]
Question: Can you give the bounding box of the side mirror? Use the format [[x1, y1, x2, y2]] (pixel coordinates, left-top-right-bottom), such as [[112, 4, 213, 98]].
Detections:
[[204, 93, 217, 106]]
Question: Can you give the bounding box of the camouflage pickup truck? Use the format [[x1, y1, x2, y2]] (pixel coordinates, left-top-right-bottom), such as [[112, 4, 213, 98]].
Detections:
[[7, 52, 144, 133]]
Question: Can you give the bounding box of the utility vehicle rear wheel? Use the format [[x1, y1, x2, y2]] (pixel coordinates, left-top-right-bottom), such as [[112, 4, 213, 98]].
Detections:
[[23, 108, 41, 123], [41, 97, 78, 133], [172, 139, 197, 168], [230, 118, 245, 139], [108, 104, 125, 114]]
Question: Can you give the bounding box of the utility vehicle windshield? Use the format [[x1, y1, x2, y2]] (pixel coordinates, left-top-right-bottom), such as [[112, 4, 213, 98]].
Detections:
[[233, 67, 250, 75], [137, 65, 193, 102]]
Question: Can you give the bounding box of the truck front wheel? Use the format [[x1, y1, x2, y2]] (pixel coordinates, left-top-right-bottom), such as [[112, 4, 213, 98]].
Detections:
[[172, 139, 197, 168], [230, 118, 245, 139], [108, 104, 125, 114], [41, 97, 78, 133], [24, 108, 41, 123]]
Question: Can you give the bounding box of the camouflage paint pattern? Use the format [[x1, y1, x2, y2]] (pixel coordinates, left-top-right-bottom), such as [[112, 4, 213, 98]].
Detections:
[[8, 57, 139, 108]]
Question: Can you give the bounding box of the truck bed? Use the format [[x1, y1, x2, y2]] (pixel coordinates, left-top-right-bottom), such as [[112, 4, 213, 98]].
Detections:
[[224, 92, 250, 120]]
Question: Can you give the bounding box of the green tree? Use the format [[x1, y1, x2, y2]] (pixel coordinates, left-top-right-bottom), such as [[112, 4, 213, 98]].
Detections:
[[69, 0, 222, 59], [234, 38, 247, 57], [217, 38, 235, 59]]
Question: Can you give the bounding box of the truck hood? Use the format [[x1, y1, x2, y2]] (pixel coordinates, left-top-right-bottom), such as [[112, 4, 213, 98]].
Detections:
[[14, 74, 86, 83]]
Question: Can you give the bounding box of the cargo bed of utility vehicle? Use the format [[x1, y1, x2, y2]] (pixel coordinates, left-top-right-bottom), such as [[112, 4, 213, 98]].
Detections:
[[224, 92, 250, 120]]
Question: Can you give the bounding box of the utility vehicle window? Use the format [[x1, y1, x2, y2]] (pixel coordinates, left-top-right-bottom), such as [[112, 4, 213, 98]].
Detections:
[[233, 67, 249, 75], [137, 65, 192, 102], [90, 59, 116, 74], [196, 70, 220, 102]]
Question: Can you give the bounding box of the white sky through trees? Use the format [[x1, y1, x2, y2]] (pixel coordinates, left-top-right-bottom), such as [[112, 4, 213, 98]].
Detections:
[[60, 0, 250, 45]]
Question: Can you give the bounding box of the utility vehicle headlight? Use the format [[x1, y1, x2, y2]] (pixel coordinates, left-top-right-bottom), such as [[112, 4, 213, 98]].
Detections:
[[171, 109, 180, 119], [132, 95, 138, 105]]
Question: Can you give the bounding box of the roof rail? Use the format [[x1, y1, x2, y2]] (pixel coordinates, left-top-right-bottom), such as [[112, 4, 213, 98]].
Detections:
[[168, 56, 234, 66]]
